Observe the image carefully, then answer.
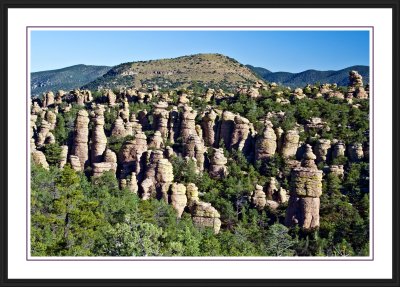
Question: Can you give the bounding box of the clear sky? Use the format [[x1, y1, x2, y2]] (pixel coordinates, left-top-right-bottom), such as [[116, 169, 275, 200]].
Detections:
[[30, 30, 370, 73]]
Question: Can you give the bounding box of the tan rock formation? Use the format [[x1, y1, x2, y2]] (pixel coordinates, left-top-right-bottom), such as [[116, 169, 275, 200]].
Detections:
[[314, 139, 331, 162], [170, 183, 187, 218], [31, 150, 49, 170], [92, 162, 116, 177], [186, 183, 200, 208], [118, 131, 148, 178], [332, 141, 346, 159], [149, 131, 164, 150], [45, 110, 57, 130], [209, 148, 228, 179], [91, 105, 107, 164], [329, 165, 345, 179], [348, 143, 364, 162], [217, 111, 235, 148], [183, 134, 205, 172], [59, 145, 68, 169], [155, 158, 174, 202], [111, 117, 127, 138], [281, 129, 300, 158], [104, 89, 117, 106], [42, 91, 55, 107], [255, 121, 277, 161], [201, 109, 217, 147], [71, 110, 89, 169], [167, 106, 180, 144], [191, 201, 221, 234], [230, 115, 250, 151], [153, 101, 169, 139], [251, 184, 266, 210], [285, 144, 323, 229], [181, 105, 197, 142]]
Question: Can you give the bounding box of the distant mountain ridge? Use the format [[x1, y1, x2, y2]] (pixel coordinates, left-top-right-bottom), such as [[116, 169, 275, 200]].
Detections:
[[246, 65, 369, 87], [31, 64, 111, 96], [30, 56, 370, 97]]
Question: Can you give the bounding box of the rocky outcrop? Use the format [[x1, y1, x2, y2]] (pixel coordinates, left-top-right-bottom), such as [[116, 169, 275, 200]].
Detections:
[[217, 111, 235, 148], [281, 129, 300, 158], [91, 105, 107, 164], [59, 145, 68, 169], [31, 150, 49, 170], [148, 131, 164, 150], [92, 162, 116, 177], [36, 120, 52, 147], [71, 110, 90, 169], [170, 183, 187, 218], [348, 71, 368, 99], [69, 155, 82, 171], [201, 109, 217, 147], [285, 144, 323, 229], [167, 107, 180, 144], [186, 183, 200, 208], [153, 101, 169, 139], [155, 158, 174, 202], [183, 134, 205, 172], [329, 165, 345, 179], [332, 141, 346, 159], [255, 121, 277, 161], [103, 148, 118, 174], [230, 115, 250, 151], [104, 89, 117, 106], [181, 105, 197, 142], [120, 172, 139, 194], [209, 148, 228, 179], [42, 91, 54, 108], [111, 117, 127, 138], [314, 139, 331, 162], [45, 110, 57, 130], [118, 131, 148, 178], [191, 202, 221, 234], [348, 143, 364, 162], [251, 184, 267, 210]]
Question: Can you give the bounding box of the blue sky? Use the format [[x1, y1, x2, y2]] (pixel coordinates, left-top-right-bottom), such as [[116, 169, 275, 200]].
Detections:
[[30, 30, 370, 73]]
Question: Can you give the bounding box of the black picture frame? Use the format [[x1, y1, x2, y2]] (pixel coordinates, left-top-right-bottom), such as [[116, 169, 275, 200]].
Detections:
[[0, 0, 399, 286]]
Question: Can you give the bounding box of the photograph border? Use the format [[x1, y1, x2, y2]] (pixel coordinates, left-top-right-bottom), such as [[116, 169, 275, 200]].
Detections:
[[25, 25, 375, 263], [1, 0, 399, 286]]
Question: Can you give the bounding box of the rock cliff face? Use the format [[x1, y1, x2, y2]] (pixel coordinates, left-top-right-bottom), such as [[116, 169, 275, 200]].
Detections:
[[285, 144, 323, 229], [71, 110, 90, 169]]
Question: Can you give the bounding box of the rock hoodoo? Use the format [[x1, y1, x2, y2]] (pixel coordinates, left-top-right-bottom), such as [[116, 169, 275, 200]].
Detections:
[[285, 144, 323, 229]]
